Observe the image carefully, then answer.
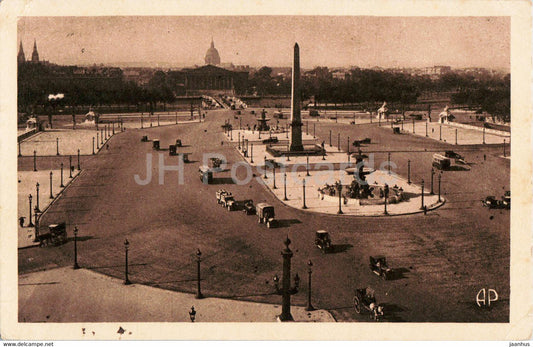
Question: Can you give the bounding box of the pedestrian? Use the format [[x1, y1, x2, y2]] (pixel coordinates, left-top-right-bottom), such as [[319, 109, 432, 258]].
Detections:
[[19, 216, 25, 227]]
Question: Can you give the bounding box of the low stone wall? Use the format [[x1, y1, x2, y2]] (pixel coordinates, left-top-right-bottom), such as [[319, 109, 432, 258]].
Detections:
[[446, 121, 510, 137], [17, 129, 38, 142]]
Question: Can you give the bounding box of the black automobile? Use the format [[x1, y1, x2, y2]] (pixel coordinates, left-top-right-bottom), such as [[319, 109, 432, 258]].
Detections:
[[262, 136, 279, 144], [243, 199, 256, 215], [369, 256, 393, 280]]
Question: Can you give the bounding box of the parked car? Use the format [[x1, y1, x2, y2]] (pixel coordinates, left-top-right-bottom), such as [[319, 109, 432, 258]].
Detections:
[[262, 136, 279, 144], [314, 230, 332, 253], [221, 194, 236, 211], [502, 191, 511, 209], [369, 256, 393, 280], [432, 154, 451, 170], [243, 199, 256, 215], [482, 196, 505, 209], [256, 203, 276, 228], [216, 189, 229, 204]]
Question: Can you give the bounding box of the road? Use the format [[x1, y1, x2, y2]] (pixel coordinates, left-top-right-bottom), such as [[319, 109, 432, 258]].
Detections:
[[18, 108, 510, 322]]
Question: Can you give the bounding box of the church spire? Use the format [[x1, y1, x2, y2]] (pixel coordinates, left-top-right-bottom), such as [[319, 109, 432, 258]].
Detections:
[[210, 37, 214, 48], [17, 40, 25, 64], [31, 39, 39, 63]]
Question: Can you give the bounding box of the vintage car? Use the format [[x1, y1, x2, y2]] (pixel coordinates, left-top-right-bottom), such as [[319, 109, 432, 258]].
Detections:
[[175, 139, 183, 147], [369, 256, 393, 280], [37, 222, 68, 247], [210, 157, 224, 168], [262, 136, 279, 144], [216, 189, 229, 204], [352, 138, 371, 146], [432, 154, 451, 170], [444, 150, 463, 160], [243, 199, 256, 215], [256, 203, 276, 228], [221, 193, 236, 211], [353, 287, 384, 321], [141, 135, 149, 142], [482, 196, 505, 209], [314, 230, 332, 253], [309, 109, 320, 117]]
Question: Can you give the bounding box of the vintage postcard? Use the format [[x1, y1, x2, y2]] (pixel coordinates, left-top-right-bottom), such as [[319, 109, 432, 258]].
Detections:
[[0, 0, 531, 342]]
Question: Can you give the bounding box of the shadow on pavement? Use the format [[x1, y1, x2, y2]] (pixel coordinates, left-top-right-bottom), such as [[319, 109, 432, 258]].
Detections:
[[329, 244, 353, 254], [211, 177, 236, 185], [275, 219, 302, 228], [86, 262, 148, 270]]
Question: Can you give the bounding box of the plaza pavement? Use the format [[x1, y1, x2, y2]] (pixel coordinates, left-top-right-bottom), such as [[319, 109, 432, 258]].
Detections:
[[17, 168, 80, 248], [18, 267, 336, 322]]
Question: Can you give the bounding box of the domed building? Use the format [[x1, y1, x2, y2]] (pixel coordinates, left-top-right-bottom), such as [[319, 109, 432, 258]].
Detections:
[[204, 38, 221, 66]]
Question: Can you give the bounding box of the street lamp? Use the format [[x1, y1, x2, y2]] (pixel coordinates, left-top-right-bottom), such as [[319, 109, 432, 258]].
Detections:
[[124, 239, 132, 285], [92, 137, 95, 155], [302, 179, 308, 209], [387, 152, 391, 175], [306, 154, 310, 176], [306, 260, 314, 311], [195, 249, 204, 299], [273, 236, 300, 321], [33, 150, 37, 171], [337, 182, 343, 215], [420, 180, 425, 210], [189, 306, 196, 322], [49, 171, 54, 199], [73, 226, 80, 269], [407, 159, 411, 184], [56, 138, 60, 156], [264, 156, 268, 179], [250, 143, 254, 163], [283, 173, 288, 201], [69, 155, 73, 178], [383, 183, 389, 215], [77, 149, 81, 170], [28, 194, 34, 227], [35, 182, 41, 212], [272, 165, 277, 189], [96, 132, 100, 149]]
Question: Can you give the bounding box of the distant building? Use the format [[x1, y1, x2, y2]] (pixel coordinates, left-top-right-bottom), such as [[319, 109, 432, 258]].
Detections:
[[169, 65, 248, 96], [17, 41, 25, 64], [31, 39, 39, 63], [204, 39, 221, 66], [332, 70, 347, 80]]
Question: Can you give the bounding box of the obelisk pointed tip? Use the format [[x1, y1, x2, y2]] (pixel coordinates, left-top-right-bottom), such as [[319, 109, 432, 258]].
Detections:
[[294, 42, 299, 48]]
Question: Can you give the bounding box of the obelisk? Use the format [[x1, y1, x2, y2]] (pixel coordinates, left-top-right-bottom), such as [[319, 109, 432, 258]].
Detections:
[[289, 43, 304, 152]]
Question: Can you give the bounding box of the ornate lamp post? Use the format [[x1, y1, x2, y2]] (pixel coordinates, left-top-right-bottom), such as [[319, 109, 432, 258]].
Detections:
[[92, 137, 95, 155], [306, 260, 314, 311], [283, 173, 288, 201], [238, 132, 241, 150], [439, 124, 442, 141], [124, 239, 131, 285], [425, 121, 428, 137], [28, 194, 34, 227], [383, 183, 389, 215], [306, 154, 310, 176], [272, 165, 277, 189], [56, 138, 60, 156], [302, 179, 308, 209], [96, 132, 100, 149], [73, 226, 80, 269], [273, 237, 300, 321], [455, 129, 458, 145], [420, 180, 425, 210], [250, 143, 254, 163], [195, 249, 204, 299], [337, 182, 343, 214], [33, 150, 37, 171], [329, 130, 332, 147], [503, 139, 506, 157], [407, 159, 411, 184], [35, 182, 40, 212], [264, 156, 268, 179], [49, 171, 54, 199], [337, 133, 340, 151], [77, 149, 81, 170]]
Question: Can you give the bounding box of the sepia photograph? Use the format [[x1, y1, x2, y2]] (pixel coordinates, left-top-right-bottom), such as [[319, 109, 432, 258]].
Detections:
[[1, 0, 531, 342]]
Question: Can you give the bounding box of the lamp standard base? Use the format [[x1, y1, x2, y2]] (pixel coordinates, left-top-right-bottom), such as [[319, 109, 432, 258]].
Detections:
[[124, 279, 132, 285], [276, 314, 294, 322], [305, 304, 315, 312], [195, 293, 204, 299], [73, 263, 80, 270]]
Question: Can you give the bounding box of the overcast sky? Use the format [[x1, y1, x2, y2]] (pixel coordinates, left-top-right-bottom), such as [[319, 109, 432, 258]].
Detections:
[[17, 16, 510, 69]]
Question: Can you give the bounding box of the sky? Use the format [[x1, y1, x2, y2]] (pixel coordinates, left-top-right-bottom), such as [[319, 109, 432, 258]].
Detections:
[[17, 16, 510, 69]]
